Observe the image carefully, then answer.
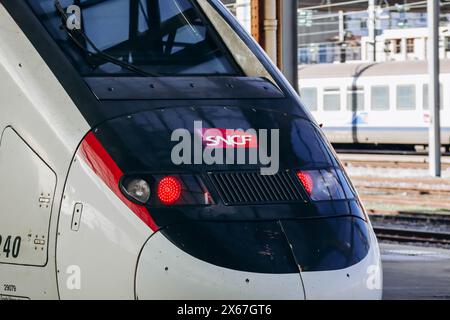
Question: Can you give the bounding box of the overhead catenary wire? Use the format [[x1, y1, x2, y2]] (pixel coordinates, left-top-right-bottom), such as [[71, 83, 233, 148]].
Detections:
[[299, 0, 449, 20], [299, 0, 369, 11], [297, 1, 450, 39], [299, 0, 433, 11]]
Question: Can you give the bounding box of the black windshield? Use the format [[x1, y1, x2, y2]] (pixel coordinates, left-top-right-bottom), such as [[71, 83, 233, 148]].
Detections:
[[26, 0, 243, 76]]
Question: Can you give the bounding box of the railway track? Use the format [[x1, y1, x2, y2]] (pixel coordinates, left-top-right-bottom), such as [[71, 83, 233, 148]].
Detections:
[[371, 212, 450, 225], [332, 149, 450, 245], [339, 157, 450, 210], [333, 145, 450, 157], [337, 152, 450, 170], [337, 149, 450, 157], [342, 160, 450, 170], [345, 160, 450, 170], [355, 182, 450, 194], [371, 212, 450, 245], [374, 226, 450, 245], [361, 195, 450, 210]]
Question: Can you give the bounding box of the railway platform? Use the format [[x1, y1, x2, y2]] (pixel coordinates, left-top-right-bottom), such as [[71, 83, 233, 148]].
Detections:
[[382, 243, 450, 300]]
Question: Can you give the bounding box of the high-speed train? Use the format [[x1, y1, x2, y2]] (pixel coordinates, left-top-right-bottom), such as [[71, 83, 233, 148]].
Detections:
[[0, 0, 381, 300], [299, 60, 450, 149]]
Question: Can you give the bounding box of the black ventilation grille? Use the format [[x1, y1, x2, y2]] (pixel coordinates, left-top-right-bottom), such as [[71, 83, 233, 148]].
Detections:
[[207, 171, 306, 205]]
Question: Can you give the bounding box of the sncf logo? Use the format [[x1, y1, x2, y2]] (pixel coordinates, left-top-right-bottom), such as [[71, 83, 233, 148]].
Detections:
[[171, 121, 280, 175], [202, 129, 258, 149]]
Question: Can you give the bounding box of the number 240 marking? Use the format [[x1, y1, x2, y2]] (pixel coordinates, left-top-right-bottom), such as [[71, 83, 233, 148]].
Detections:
[[0, 235, 21, 259]]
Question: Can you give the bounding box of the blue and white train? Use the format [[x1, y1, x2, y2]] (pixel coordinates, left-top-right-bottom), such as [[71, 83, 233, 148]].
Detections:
[[299, 60, 450, 150]]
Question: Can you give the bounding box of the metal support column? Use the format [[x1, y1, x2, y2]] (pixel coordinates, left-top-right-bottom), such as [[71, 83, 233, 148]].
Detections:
[[338, 10, 346, 63], [428, 0, 442, 177], [281, 0, 298, 92], [368, 0, 376, 62], [264, 0, 278, 64]]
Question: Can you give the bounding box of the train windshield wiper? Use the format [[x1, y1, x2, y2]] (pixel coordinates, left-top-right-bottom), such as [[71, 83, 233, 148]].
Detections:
[[54, 0, 158, 77]]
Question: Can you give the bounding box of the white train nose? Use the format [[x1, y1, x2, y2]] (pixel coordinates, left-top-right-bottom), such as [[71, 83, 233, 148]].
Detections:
[[300, 228, 383, 300], [135, 232, 306, 300], [135, 227, 382, 300]]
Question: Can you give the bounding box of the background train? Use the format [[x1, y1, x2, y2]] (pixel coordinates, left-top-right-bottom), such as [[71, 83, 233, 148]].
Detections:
[[299, 60, 450, 150]]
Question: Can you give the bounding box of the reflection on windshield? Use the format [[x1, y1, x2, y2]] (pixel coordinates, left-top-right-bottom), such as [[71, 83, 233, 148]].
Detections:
[[27, 0, 242, 76]]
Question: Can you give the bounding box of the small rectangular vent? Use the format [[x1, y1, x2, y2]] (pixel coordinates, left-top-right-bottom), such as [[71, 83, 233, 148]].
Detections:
[[208, 171, 306, 205]]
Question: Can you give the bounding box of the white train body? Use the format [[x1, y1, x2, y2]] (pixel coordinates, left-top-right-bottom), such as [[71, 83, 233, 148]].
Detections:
[[299, 61, 450, 147]]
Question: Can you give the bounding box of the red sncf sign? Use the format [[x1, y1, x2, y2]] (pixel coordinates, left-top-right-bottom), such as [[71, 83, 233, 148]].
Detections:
[[201, 128, 258, 148]]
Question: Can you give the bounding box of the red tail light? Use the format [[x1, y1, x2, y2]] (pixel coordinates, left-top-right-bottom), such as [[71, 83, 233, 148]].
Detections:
[[296, 171, 314, 195], [157, 176, 182, 205], [296, 169, 355, 201], [119, 174, 212, 207]]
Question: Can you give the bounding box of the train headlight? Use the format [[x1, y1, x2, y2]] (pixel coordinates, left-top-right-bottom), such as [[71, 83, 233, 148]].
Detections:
[[121, 177, 151, 204]]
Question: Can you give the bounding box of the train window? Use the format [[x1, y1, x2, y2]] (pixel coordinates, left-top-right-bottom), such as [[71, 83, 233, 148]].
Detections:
[[394, 39, 402, 54], [26, 0, 243, 76], [371, 86, 390, 111], [445, 37, 450, 52], [323, 88, 340, 111], [346, 86, 364, 111], [423, 84, 444, 110], [396, 85, 416, 110], [300, 88, 318, 111], [406, 39, 415, 54]]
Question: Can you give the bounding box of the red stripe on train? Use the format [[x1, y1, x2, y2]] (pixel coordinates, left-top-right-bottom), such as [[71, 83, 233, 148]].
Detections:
[[78, 132, 158, 232]]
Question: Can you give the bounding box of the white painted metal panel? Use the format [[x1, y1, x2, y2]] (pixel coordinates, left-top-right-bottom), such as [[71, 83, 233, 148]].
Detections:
[[57, 156, 152, 299], [300, 228, 383, 300], [136, 232, 305, 300], [0, 127, 56, 266], [0, 4, 90, 299]]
